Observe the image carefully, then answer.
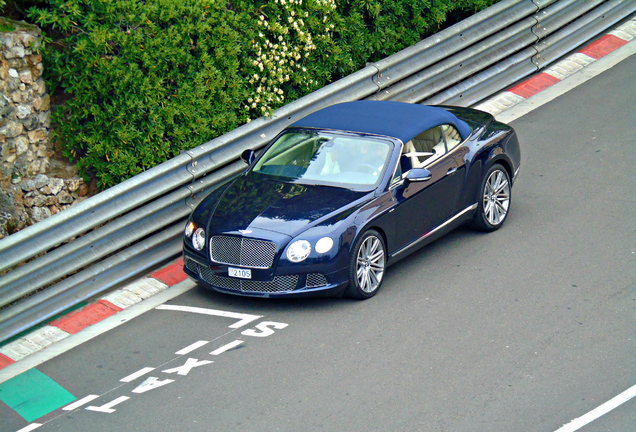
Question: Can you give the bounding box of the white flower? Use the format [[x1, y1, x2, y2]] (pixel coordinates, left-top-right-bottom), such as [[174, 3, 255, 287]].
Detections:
[[278, 35, 283, 42], [248, 98, 253, 103], [251, 102, 257, 108]]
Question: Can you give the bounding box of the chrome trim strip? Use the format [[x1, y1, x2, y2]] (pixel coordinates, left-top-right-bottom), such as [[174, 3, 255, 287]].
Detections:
[[513, 166, 521, 181], [390, 203, 478, 259]]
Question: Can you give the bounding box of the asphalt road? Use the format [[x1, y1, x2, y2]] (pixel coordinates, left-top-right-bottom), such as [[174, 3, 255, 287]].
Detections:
[[2, 51, 634, 432]]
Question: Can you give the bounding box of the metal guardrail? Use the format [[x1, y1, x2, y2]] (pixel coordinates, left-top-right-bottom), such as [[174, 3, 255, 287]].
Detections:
[[0, 0, 634, 343]]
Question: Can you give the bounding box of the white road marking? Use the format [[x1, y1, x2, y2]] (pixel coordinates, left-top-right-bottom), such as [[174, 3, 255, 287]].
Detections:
[[554, 384, 636, 432], [120, 367, 155, 383], [175, 340, 209, 355], [0, 279, 197, 385], [155, 305, 262, 328], [241, 321, 288, 337], [162, 358, 213, 376], [62, 395, 100, 411], [210, 340, 244, 355], [15, 424, 42, 432], [85, 396, 130, 414], [131, 377, 175, 394]]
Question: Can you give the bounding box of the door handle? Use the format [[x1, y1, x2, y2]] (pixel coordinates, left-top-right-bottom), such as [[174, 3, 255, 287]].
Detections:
[[446, 167, 457, 176]]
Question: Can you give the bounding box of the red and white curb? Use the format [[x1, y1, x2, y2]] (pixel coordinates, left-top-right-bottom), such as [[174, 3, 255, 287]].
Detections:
[[475, 17, 636, 116], [0, 259, 188, 371]]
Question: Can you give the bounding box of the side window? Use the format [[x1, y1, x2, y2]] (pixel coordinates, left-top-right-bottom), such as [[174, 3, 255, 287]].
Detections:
[[442, 124, 462, 151], [403, 126, 445, 167]]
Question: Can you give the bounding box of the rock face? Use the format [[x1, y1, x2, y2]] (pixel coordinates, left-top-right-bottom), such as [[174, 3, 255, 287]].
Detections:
[[0, 20, 88, 240]]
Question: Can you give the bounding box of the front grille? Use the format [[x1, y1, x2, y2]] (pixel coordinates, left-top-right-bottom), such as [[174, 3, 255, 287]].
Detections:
[[199, 266, 298, 293], [210, 236, 277, 269], [306, 273, 328, 288]]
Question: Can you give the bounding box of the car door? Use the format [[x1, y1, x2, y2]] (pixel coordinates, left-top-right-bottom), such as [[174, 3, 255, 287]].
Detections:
[[390, 130, 460, 251]]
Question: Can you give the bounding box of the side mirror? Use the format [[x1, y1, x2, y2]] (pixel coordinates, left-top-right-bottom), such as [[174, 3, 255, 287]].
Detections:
[[406, 168, 432, 182], [240, 149, 256, 166]]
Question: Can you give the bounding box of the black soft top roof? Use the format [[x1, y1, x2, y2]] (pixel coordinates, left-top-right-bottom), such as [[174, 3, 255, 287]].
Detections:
[[290, 100, 472, 143]]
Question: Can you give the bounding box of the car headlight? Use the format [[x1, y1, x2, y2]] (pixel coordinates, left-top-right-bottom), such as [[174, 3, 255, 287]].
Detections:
[[315, 237, 334, 254], [192, 228, 206, 250], [287, 240, 311, 263], [185, 221, 196, 238]]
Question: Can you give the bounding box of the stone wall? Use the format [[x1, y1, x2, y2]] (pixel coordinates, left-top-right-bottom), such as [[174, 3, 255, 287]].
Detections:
[[0, 19, 87, 240]]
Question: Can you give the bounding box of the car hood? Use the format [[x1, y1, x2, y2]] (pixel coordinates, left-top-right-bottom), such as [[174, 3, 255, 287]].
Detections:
[[207, 174, 369, 237]]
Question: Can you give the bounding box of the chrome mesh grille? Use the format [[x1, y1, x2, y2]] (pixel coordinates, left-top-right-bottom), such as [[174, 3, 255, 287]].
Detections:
[[184, 258, 199, 273], [199, 267, 298, 293], [210, 236, 277, 269], [306, 273, 328, 288]]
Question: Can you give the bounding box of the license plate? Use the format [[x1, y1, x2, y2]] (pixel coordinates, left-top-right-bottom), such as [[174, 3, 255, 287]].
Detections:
[[228, 267, 251, 279]]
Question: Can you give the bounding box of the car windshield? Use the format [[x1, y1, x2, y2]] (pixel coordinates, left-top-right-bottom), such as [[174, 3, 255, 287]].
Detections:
[[252, 130, 393, 190]]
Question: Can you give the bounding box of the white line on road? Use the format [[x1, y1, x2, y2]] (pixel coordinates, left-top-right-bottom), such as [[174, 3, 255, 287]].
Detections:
[[85, 396, 130, 414], [175, 340, 209, 355], [554, 384, 636, 432], [0, 279, 197, 385], [210, 340, 244, 355], [62, 395, 100, 411], [15, 424, 42, 432], [155, 305, 262, 328], [120, 367, 155, 383]]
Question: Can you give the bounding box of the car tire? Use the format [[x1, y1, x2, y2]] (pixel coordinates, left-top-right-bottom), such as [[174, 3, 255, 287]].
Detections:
[[472, 164, 512, 232], [345, 229, 386, 299]]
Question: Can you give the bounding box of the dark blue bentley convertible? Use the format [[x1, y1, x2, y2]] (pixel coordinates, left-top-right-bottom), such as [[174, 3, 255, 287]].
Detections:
[[183, 101, 521, 299]]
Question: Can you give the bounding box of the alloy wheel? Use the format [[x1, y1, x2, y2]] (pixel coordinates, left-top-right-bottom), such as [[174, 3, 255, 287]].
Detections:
[[482, 169, 510, 226], [355, 235, 385, 293]]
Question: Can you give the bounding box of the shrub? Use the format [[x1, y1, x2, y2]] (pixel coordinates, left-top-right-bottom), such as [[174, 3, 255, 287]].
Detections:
[[28, 0, 500, 189]]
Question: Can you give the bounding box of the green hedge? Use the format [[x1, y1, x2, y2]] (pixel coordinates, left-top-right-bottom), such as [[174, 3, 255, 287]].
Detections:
[[29, 0, 499, 189]]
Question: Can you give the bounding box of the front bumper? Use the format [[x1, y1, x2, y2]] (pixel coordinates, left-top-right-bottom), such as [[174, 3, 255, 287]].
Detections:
[[183, 255, 349, 298]]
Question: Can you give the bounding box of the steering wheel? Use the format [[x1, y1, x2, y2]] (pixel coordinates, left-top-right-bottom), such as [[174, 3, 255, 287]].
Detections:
[[356, 163, 380, 174]]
